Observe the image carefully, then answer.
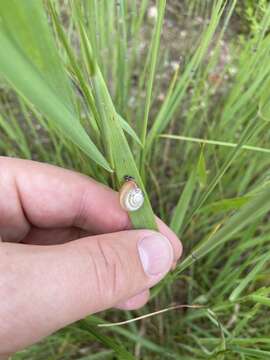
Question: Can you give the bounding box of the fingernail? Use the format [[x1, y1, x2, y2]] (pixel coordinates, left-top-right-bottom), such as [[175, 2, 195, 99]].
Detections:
[[138, 233, 174, 276]]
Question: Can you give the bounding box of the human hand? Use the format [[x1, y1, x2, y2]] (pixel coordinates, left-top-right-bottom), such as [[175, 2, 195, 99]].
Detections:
[[0, 157, 182, 357]]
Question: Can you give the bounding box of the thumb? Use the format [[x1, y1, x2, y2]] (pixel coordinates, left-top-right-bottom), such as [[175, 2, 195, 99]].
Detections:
[[0, 230, 174, 354]]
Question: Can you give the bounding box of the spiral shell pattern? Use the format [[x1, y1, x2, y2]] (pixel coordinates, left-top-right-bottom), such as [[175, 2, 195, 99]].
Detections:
[[119, 181, 144, 212]]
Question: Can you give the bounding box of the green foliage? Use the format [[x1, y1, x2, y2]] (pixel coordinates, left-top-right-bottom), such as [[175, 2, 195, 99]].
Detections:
[[0, 0, 111, 172], [241, 0, 270, 34]]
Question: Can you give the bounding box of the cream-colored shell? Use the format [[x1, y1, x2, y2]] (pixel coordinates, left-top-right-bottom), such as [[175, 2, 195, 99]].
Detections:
[[119, 181, 144, 212]]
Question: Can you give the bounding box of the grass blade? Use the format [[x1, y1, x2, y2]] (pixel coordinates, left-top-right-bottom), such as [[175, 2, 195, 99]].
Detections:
[[160, 134, 270, 154], [76, 17, 157, 229], [229, 252, 270, 301], [176, 186, 270, 275], [0, 0, 111, 171], [139, 0, 166, 148], [170, 168, 197, 235]]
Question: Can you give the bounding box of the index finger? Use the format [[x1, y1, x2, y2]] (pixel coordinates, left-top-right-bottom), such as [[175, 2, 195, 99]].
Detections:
[[0, 157, 128, 236], [0, 157, 182, 260]]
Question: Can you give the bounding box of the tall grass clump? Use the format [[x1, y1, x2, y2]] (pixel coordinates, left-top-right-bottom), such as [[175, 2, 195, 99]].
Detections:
[[1, 0, 270, 359]]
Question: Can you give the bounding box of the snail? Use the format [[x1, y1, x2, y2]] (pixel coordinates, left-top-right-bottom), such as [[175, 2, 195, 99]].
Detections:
[[119, 176, 144, 212]]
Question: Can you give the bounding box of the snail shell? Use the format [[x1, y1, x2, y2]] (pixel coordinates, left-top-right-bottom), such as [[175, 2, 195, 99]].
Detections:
[[119, 180, 144, 212]]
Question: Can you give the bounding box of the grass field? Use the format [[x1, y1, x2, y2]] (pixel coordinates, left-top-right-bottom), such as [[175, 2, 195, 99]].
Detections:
[[1, 0, 270, 359]]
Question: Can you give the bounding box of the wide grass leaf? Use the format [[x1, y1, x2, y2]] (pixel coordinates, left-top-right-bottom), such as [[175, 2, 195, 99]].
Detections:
[[76, 20, 157, 230], [0, 0, 111, 171]]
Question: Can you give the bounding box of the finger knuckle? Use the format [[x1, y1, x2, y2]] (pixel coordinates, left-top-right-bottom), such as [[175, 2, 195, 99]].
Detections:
[[85, 239, 129, 307]]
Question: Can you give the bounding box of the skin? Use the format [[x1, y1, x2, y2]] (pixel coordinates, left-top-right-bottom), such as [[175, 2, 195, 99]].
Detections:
[[0, 157, 182, 357]]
